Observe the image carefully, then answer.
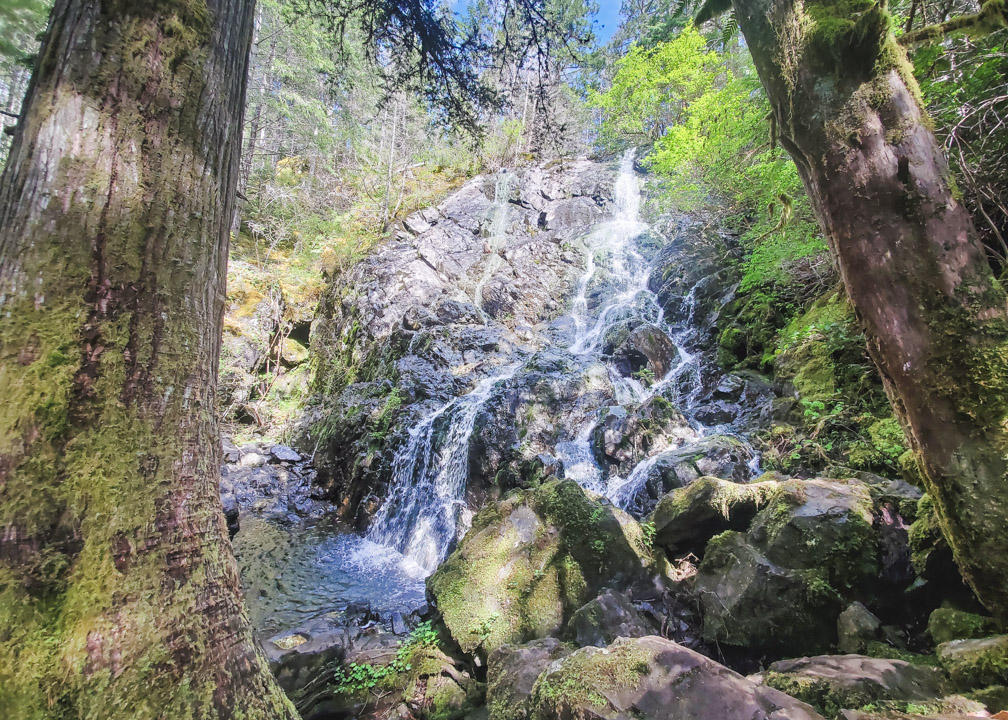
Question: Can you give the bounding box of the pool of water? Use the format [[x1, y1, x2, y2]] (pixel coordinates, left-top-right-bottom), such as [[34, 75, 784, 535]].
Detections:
[[233, 516, 428, 637]]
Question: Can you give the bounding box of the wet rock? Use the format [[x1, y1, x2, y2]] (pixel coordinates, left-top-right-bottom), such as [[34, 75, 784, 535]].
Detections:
[[695, 478, 880, 655], [617, 434, 755, 515], [221, 491, 240, 538], [487, 638, 573, 720], [649, 475, 782, 555], [221, 457, 328, 520], [565, 589, 658, 648], [240, 451, 268, 468], [426, 479, 669, 659], [758, 655, 948, 717], [265, 616, 355, 694], [529, 636, 825, 720], [591, 397, 696, 480], [270, 444, 301, 463], [938, 635, 1008, 688], [615, 323, 680, 378], [838, 602, 883, 654]]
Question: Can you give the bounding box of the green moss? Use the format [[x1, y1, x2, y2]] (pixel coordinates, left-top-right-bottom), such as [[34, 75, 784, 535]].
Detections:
[[529, 640, 652, 714], [764, 672, 874, 718], [940, 635, 1008, 688], [929, 608, 1001, 645], [864, 641, 940, 667], [427, 481, 663, 658]]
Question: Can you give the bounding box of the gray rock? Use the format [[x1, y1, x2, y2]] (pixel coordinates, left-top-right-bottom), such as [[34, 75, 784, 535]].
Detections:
[[838, 602, 882, 654], [239, 451, 267, 468], [760, 655, 948, 714], [530, 636, 825, 720], [565, 589, 658, 648], [270, 444, 301, 463]]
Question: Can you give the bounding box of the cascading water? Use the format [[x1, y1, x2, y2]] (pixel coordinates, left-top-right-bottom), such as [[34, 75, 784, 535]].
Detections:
[[473, 172, 514, 321], [367, 363, 520, 573], [557, 149, 748, 509]]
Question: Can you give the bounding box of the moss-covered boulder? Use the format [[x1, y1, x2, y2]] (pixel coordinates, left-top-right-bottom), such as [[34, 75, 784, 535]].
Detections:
[[928, 608, 1001, 646], [426, 480, 669, 659], [529, 636, 825, 720], [937, 635, 1008, 688], [758, 655, 948, 718], [649, 475, 782, 555], [695, 478, 879, 655], [486, 638, 573, 720]]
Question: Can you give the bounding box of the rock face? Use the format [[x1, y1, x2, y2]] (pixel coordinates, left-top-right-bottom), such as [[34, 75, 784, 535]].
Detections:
[[306, 161, 616, 522], [759, 655, 948, 718], [426, 480, 668, 658], [695, 478, 880, 655], [529, 636, 825, 720]]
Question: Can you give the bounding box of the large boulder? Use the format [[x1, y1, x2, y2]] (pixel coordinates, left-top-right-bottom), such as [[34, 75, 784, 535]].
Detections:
[[426, 480, 669, 659], [529, 636, 825, 720], [487, 638, 573, 720], [695, 478, 880, 655], [649, 475, 782, 555], [758, 655, 948, 718]]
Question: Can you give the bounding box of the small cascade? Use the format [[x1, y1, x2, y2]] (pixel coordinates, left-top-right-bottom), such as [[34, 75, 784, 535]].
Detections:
[[367, 364, 520, 574], [474, 172, 514, 320]]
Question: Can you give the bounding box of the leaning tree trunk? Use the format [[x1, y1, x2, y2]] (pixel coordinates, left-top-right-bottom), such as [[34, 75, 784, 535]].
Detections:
[[0, 1, 298, 718], [730, 0, 1008, 620]]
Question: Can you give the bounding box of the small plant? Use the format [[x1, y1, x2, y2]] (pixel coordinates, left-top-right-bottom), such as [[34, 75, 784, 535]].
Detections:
[[640, 520, 656, 551], [632, 367, 656, 387]]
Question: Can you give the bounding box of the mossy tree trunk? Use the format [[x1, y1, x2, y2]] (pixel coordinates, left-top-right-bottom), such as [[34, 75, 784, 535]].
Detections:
[[729, 0, 1008, 621], [0, 1, 297, 717]]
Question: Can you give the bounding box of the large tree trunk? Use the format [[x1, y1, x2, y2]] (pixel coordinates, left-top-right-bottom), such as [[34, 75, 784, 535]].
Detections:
[[730, 1, 1008, 620], [0, 1, 298, 717]]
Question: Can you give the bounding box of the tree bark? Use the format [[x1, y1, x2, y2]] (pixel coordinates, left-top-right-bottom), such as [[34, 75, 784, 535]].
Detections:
[[0, 1, 298, 717], [730, 0, 1008, 621]]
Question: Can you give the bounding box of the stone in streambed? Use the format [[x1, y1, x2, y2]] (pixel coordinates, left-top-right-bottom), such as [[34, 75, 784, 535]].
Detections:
[[529, 636, 825, 720], [426, 479, 669, 660]]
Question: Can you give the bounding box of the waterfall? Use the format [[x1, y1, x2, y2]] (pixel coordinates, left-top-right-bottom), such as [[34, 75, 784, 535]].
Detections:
[[558, 149, 741, 509], [367, 364, 520, 574], [474, 172, 514, 320]]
